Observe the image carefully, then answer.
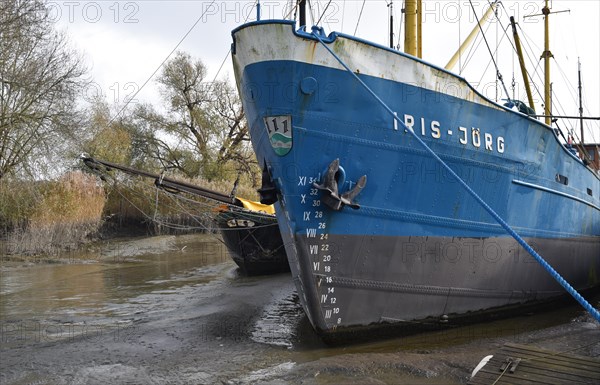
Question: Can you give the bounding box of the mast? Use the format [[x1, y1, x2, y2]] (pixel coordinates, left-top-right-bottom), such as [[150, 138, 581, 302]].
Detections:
[[389, 1, 394, 49], [541, 0, 553, 126], [404, 0, 417, 56], [510, 16, 535, 112], [524, 2, 569, 125], [299, 0, 306, 27], [578, 59, 585, 144], [417, 0, 422, 58]]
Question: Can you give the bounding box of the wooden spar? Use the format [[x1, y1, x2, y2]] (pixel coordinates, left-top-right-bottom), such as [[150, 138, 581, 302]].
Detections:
[[510, 16, 535, 113], [445, 1, 498, 71], [82, 157, 242, 206]]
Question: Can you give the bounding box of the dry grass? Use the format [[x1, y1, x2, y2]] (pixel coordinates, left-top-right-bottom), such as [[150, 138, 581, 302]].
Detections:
[[1, 171, 105, 256]]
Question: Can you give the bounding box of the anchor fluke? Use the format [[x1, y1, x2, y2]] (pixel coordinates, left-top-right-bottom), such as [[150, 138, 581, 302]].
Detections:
[[313, 158, 342, 210], [341, 175, 367, 210], [313, 159, 366, 211]]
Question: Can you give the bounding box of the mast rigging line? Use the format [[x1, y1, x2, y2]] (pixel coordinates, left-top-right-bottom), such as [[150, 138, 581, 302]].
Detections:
[[467, 0, 511, 103], [316, 0, 333, 25], [107, 0, 221, 126], [310, 30, 600, 323], [353, 0, 367, 36], [461, 0, 514, 71], [473, 24, 512, 93]]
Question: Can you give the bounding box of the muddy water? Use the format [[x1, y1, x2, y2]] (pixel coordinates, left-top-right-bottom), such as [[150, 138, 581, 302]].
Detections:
[[1, 235, 598, 385]]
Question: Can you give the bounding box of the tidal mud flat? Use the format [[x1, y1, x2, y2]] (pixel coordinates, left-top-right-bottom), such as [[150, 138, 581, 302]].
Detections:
[[1, 235, 598, 384]]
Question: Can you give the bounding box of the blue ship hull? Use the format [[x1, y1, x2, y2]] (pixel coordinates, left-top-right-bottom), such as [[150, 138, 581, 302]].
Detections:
[[231, 21, 600, 335]]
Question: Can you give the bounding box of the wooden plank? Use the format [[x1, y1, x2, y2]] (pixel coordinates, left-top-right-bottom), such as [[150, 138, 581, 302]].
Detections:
[[500, 346, 600, 375], [502, 342, 600, 372], [471, 370, 598, 385], [475, 365, 595, 384], [503, 343, 600, 368], [468, 343, 600, 385], [474, 363, 591, 385]]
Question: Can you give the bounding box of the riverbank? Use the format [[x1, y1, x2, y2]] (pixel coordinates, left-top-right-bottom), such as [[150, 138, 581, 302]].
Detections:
[[1, 235, 598, 384]]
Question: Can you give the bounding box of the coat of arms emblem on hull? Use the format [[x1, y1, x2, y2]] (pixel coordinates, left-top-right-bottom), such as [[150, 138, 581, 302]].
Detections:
[[264, 115, 292, 156]]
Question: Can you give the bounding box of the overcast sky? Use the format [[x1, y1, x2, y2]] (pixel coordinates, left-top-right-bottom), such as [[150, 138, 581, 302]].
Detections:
[[50, 0, 599, 143]]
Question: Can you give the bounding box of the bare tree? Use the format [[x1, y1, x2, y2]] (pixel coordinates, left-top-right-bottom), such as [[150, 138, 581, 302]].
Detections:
[[0, 0, 87, 179], [136, 52, 254, 182], [211, 81, 255, 179]]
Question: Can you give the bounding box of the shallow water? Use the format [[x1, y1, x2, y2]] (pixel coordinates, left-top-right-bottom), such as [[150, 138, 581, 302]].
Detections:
[[1, 234, 598, 384]]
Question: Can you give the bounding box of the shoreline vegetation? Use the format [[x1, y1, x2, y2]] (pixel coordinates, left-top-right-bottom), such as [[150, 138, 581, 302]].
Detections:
[[0, 170, 258, 262], [1, 171, 105, 259]]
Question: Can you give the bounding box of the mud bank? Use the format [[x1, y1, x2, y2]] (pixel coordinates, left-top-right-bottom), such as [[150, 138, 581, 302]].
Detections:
[[1, 235, 598, 384]]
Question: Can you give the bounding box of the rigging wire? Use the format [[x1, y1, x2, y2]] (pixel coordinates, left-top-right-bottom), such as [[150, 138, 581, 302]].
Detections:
[[495, 5, 499, 101], [307, 0, 316, 26], [511, 35, 516, 100], [553, 59, 600, 148], [107, 0, 219, 125], [395, 0, 404, 50], [462, 1, 508, 74], [466, 0, 510, 102], [316, 0, 333, 26], [283, 0, 299, 20], [474, 25, 510, 97], [354, 0, 367, 36], [513, 10, 598, 149]]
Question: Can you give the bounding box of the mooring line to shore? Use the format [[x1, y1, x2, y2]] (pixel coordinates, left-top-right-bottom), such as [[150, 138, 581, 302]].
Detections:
[[311, 29, 600, 323]]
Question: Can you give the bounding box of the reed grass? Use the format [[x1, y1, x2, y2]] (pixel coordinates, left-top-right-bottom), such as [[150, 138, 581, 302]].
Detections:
[[1, 171, 105, 257]]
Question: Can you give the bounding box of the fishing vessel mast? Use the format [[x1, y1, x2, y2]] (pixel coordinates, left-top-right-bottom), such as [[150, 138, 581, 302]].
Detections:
[[578, 59, 585, 144], [403, 0, 421, 57], [521, 1, 569, 126], [299, 0, 306, 28], [541, 0, 553, 125], [388, 1, 394, 49]]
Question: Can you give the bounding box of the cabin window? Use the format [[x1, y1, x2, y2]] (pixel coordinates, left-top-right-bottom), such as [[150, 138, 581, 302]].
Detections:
[[555, 174, 568, 185], [588, 188, 593, 197]]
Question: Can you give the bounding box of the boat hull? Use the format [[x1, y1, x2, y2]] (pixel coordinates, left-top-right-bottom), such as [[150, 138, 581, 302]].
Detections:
[[232, 21, 600, 334], [215, 209, 289, 276]]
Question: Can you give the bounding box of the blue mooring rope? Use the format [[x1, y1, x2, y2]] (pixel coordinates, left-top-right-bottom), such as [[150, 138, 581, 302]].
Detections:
[[312, 31, 600, 323]]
